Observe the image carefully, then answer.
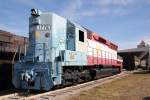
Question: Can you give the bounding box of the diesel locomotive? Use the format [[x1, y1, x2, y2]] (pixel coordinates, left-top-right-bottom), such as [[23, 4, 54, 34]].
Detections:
[[12, 9, 122, 91]]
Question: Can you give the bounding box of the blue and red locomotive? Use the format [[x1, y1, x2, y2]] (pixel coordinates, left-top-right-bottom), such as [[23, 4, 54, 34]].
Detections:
[[12, 9, 122, 91]]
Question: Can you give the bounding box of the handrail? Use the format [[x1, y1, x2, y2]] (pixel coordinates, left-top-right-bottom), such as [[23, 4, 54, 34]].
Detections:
[[11, 46, 18, 83]]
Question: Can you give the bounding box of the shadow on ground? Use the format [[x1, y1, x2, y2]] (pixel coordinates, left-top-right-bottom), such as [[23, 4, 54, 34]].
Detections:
[[143, 96, 150, 100], [133, 70, 150, 74]]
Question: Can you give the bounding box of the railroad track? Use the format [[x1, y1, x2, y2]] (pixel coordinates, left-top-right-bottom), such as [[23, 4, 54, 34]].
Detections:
[[0, 71, 132, 100]]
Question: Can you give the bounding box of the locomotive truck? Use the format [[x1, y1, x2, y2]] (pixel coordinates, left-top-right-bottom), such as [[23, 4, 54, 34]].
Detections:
[[12, 9, 122, 91]]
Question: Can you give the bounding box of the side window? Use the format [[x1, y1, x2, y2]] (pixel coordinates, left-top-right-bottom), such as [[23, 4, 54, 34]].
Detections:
[[79, 30, 84, 42]]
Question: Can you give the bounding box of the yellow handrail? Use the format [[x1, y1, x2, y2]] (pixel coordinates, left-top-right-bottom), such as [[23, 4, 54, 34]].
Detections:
[[12, 45, 18, 81]]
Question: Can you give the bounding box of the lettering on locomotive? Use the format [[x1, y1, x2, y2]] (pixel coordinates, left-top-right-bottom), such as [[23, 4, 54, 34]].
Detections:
[[37, 24, 51, 31], [70, 52, 75, 59]]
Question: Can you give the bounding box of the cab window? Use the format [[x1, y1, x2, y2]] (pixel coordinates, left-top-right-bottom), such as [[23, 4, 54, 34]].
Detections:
[[79, 30, 84, 42]]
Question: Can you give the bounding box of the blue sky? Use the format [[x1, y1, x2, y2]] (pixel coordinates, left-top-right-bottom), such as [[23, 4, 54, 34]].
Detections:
[[0, 0, 150, 49]]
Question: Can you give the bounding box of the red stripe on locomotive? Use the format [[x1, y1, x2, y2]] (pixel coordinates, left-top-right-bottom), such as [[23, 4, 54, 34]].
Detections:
[[86, 31, 122, 68]]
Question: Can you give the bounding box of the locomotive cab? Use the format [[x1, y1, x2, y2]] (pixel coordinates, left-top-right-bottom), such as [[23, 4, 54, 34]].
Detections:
[[13, 9, 88, 90]]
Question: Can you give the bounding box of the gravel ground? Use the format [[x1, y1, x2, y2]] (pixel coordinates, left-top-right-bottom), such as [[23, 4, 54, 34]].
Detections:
[[69, 71, 150, 100]]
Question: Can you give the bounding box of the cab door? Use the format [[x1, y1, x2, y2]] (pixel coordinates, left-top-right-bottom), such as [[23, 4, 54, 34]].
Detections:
[[66, 20, 75, 51]]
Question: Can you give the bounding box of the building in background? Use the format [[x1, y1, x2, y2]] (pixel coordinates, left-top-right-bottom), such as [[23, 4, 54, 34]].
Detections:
[[0, 29, 28, 90]]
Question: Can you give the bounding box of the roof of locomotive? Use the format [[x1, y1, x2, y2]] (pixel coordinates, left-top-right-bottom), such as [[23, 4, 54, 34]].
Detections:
[[85, 28, 118, 50], [31, 9, 118, 50]]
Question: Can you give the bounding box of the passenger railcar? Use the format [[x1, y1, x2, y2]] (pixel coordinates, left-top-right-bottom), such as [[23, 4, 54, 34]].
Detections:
[[12, 9, 122, 91]]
